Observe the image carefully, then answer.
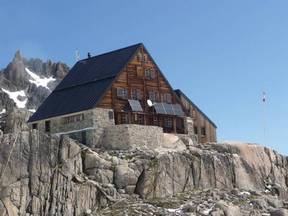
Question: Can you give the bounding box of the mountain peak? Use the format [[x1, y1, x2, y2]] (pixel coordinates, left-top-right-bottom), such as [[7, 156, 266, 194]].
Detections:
[[13, 50, 23, 61]]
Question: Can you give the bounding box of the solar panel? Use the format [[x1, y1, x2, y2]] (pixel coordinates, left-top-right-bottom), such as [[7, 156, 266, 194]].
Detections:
[[153, 103, 184, 116], [154, 103, 166, 115], [172, 104, 185, 116], [163, 103, 174, 115], [128, 100, 143, 112]]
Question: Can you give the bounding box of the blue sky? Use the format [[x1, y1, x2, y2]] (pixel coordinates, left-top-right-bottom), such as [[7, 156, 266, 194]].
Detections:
[[1, 0, 288, 154]]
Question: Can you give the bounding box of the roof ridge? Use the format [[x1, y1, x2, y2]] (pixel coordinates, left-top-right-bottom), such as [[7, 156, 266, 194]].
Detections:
[[79, 43, 143, 62], [174, 89, 217, 128], [55, 76, 116, 92]]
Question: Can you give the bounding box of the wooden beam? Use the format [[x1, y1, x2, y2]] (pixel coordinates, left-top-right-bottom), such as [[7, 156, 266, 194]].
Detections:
[[173, 117, 177, 134]]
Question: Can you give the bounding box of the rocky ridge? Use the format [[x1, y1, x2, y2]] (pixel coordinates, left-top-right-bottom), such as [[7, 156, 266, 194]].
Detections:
[[0, 51, 69, 130], [0, 130, 287, 215]]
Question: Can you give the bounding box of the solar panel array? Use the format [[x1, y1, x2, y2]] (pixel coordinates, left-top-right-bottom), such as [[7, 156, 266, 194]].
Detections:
[[128, 100, 143, 112], [172, 104, 185, 116], [153, 103, 184, 116]]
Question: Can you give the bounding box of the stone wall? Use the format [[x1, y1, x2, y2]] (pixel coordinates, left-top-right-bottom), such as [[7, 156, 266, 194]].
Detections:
[[33, 108, 115, 147], [100, 124, 164, 150]]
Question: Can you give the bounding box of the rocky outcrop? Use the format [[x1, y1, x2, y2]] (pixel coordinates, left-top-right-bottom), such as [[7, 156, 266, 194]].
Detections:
[[0, 131, 118, 215], [0, 130, 287, 215]]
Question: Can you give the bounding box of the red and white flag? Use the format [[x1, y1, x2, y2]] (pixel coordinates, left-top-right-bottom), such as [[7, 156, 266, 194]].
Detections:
[[262, 91, 266, 103]]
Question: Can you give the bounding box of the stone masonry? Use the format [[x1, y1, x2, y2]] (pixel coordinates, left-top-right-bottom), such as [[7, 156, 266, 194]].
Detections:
[[100, 124, 164, 150], [33, 108, 115, 147]]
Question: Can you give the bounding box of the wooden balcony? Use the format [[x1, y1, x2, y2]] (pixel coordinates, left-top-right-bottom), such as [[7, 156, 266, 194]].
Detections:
[[114, 111, 186, 134]]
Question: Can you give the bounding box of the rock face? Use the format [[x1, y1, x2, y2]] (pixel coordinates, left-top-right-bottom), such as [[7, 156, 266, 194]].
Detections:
[[0, 131, 119, 215], [0, 130, 287, 215]]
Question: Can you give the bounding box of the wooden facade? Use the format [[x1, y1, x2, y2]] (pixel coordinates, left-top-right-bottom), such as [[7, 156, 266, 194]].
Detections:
[[97, 45, 186, 134], [29, 43, 217, 144], [176, 90, 217, 143]]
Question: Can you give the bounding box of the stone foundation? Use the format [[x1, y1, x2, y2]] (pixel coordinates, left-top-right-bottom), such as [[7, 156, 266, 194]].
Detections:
[[100, 124, 164, 150]]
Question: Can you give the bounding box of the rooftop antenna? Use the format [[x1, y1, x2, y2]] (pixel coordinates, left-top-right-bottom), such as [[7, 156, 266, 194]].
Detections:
[[75, 49, 80, 61]]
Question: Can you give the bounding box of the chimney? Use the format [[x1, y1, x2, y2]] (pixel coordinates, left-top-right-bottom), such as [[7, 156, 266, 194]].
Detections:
[[87, 52, 91, 58]]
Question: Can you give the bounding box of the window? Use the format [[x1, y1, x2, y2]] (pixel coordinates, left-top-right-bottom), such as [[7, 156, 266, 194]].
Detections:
[[144, 68, 155, 79], [152, 117, 158, 126], [131, 89, 142, 100], [117, 88, 128, 99], [45, 121, 51, 132], [134, 114, 144, 125], [32, 123, 38, 130], [63, 114, 84, 124], [164, 118, 173, 128], [201, 127, 206, 136], [108, 111, 114, 120], [162, 93, 172, 103], [148, 91, 158, 102], [194, 126, 198, 135], [120, 113, 129, 124]]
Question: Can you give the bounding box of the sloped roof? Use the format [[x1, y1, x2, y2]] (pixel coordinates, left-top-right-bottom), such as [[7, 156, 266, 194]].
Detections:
[[28, 43, 141, 122], [174, 89, 217, 128]]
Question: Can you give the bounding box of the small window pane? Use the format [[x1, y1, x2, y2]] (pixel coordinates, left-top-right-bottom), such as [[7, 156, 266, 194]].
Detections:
[[164, 118, 173, 128], [145, 68, 155, 79], [45, 121, 50, 132], [194, 126, 198, 134], [117, 88, 128, 99], [201, 127, 206, 136], [108, 111, 114, 120], [131, 89, 142, 100], [148, 91, 158, 102]]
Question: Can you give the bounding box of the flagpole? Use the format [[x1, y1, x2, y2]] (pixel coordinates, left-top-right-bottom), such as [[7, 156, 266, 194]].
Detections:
[[262, 91, 267, 145]]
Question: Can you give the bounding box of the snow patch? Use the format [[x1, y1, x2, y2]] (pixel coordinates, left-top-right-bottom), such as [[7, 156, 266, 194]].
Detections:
[[1, 88, 27, 108], [240, 191, 251, 196], [28, 109, 36, 113], [0, 109, 6, 114], [25, 67, 56, 89], [167, 208, 182, 214]]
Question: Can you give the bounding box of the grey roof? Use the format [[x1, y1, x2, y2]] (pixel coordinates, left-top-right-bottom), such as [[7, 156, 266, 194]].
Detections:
[[174, 89, 217, 128], [28, 43, 142, 122]]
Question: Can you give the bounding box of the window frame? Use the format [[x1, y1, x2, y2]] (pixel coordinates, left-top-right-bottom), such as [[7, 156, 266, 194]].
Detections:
[[164, 117, 173, 128], [148, 91, 158, 102], [32, 123, 38, 130], [117, 88, 128, 100], [201, 127, 206, 136], [63, 114, 84, 124], [162, 93, 172, 103], [45, 121, 51, 132], [194, 126, 198, 135], [144, 68, 155, 80], [131, 89, 142, 100]]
